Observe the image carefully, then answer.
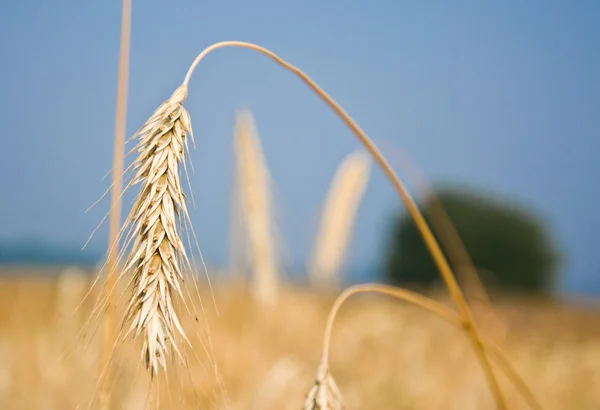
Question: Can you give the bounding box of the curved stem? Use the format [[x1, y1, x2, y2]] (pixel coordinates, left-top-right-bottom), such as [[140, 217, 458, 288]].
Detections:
[[321, 284, 542, 410], [182, 40, 504, 408], [380, 143, 506, 341], [321, 284, 457, 364]]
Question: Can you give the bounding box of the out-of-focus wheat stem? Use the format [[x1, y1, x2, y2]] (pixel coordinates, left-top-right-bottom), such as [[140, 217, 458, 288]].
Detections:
[[320, 283, 542, 410], [101, 0, 131, 408], [382, 145, 506, 341], [182, 41, 505, 408]]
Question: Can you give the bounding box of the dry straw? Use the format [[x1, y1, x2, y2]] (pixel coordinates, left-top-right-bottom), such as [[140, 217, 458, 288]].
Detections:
[[232, 110, 279, 306], [101, 0, 130, 407], [104, 39, 540, 409], [309, 150, 371, 290]]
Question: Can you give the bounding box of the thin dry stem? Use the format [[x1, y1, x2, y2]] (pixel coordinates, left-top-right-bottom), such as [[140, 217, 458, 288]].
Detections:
[[319, 283, 542, 410], [101, 0, 131, 407], [182, 40, 505, 408], [426, 193, 508, 337], [381, 144, 506, 341]]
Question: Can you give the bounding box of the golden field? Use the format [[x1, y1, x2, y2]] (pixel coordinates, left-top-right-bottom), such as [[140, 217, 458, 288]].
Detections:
[[1, 267, 600, 409]]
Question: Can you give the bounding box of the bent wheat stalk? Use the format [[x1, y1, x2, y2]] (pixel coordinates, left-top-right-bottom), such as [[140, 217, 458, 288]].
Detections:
[[379, 143, 506, 341], [181, 41, 505, 408], [101, 0, 131, 407], [113, 41, 535, 407], [318, 283, 542, 410]]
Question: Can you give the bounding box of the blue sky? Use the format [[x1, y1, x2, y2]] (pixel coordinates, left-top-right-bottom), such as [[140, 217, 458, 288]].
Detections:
[[1, 1, 599, 295]]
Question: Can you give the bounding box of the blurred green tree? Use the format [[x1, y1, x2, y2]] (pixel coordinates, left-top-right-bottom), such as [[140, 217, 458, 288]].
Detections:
[[384, 186, 560, 293]]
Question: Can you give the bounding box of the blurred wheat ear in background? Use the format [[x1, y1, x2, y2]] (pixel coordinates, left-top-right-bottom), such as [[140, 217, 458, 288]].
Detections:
[[233, 109, 280, 307], [309, 150, 371, 290]]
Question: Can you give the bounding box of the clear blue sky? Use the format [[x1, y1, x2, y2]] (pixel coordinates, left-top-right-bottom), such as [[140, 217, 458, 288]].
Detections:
[[1, 1, 599, 295]]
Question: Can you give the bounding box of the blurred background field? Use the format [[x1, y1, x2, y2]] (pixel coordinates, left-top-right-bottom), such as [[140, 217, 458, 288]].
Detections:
[[1, 268, 600, 409]]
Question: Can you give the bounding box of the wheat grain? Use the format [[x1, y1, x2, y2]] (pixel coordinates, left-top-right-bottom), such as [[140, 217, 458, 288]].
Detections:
[[119, 84, 193, 377]]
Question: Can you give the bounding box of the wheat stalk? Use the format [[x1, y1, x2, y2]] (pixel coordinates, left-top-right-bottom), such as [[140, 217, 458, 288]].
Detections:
[[182, 40, 508, 407], [378, 143, 507, 341], [119, 85, 194, 377], [180, 40, 504, 407], [101, 0, 130, 407], [102, 40, 539, 407], [317, 283, 543, 410], [309, 150, 371, 289], [232, 110, 279, 306]]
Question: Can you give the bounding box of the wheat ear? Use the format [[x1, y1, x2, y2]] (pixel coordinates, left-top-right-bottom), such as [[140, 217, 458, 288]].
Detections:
[[233, 110, 279, 306], [119, 85, 193, 377], [182, 41, 506, 408], [309, 150, 371, 289], [303, 363, 344, 410]]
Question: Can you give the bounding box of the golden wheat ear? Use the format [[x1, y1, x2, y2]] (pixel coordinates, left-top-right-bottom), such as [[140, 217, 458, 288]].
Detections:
[[303, 363, 344, 410], [119, 84, 194, 377], [232, 110, 280, 306], [309, 150, 371, 290]]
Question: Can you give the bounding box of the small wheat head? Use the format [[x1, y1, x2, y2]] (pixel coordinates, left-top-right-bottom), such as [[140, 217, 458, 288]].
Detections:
[[121, 85, 194, 378], [303, 363, 344, 410]]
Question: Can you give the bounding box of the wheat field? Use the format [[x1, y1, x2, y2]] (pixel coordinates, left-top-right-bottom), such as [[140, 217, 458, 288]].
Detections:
[[1, 267, 600, 409]]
